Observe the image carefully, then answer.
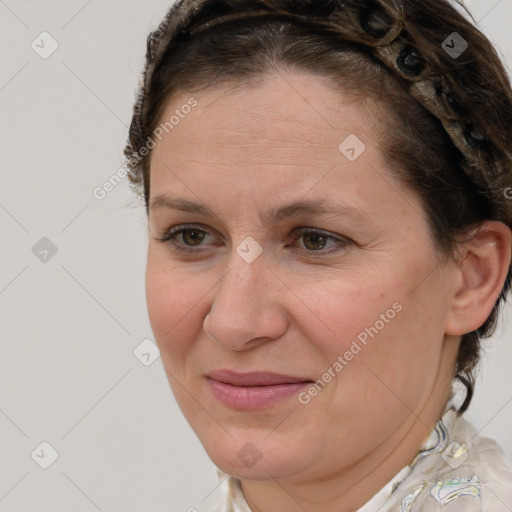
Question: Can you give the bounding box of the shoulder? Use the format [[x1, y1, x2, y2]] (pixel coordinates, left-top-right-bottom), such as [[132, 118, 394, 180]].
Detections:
[[395, 413, 512, 512], [451, 416, 512, 509]]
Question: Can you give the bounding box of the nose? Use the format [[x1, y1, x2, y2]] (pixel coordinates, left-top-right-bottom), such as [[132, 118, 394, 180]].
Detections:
[[203, 251, 289, 351]]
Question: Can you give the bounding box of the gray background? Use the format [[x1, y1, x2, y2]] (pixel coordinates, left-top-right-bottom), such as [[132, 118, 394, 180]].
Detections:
[[0, 1, 511, 510]]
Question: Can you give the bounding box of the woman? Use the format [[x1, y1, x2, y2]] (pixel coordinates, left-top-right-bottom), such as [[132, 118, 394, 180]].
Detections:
[[123, 0, 512, 510]]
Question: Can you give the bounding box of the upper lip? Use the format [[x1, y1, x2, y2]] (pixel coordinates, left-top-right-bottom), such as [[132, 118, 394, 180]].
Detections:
[[206, 369, 313, 386]]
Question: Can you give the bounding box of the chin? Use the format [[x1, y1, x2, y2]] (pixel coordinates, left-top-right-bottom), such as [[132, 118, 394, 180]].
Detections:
[[201, 434, 307, 481], [212, 456, 292, 481]]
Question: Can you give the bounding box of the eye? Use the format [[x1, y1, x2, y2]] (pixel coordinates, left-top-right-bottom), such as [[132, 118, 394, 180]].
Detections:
[[172, 227, 207, 247], [290, 227, 351, 256], [155, 224, 215, 253], [155, 224, 351, 256]]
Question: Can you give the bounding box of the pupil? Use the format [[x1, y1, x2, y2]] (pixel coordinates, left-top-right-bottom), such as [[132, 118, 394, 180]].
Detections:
[[185, 230, 204, 245], [305, 233, 325, 250]]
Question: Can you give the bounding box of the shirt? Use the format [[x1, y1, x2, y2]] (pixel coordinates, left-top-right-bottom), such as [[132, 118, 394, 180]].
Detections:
[[210, 404, 512, 511]]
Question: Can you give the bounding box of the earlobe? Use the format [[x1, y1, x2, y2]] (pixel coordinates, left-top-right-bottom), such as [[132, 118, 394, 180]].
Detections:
[[445, 221, 512, 336]]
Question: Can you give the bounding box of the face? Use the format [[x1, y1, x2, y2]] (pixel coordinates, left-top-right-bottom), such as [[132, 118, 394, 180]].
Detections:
[[145, 70, 460, 483]]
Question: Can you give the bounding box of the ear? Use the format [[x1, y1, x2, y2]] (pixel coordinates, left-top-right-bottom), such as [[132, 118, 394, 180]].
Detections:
[[445, 221, 512, 336]]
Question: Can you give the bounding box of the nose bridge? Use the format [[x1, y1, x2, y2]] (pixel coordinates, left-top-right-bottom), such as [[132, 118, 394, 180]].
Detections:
[[215, 248, 268, 321], [221, 231, 270, 303], [204, 244, 287, 349]]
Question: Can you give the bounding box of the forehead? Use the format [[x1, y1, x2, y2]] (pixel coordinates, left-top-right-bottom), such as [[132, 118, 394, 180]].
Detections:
[[147, 69, 412, 219], [151, 71, 380, 160], [152, 69, 379, 150]]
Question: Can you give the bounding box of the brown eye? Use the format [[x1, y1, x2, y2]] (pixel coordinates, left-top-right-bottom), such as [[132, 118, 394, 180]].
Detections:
[[302, 232, 329, 251], [156, 225, 213, 253], [157, 225, 350, 257], [292, 228, 351, 256], [181, 229, 206, 246]]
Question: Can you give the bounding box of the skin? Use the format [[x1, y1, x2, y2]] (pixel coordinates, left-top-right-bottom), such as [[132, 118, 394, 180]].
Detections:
[[145, 69, 511, 512]]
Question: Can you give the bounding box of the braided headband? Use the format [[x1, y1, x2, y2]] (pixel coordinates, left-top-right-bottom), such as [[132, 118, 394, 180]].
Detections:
[[133, 0, 512, 225]]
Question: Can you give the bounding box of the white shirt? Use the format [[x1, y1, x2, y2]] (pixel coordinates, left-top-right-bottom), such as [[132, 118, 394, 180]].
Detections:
[[210, 405, 512, 511]]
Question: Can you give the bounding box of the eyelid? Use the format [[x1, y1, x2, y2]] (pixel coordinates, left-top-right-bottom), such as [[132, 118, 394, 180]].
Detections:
[[157, 223, 352, 255], [290, 227, 350, 249], [159, 223, 219, 251]]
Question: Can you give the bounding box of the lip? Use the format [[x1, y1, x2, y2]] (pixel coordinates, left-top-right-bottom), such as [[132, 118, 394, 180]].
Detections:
[[206, 369, 311, 386], [205, 370, 313, 409]]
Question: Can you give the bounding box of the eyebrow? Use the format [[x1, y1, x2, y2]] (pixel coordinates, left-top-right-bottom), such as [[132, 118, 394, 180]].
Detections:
[[149, 195, 371, 226]]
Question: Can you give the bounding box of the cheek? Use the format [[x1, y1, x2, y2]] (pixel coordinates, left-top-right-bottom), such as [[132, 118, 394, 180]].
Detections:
[[301, 263, 447, 395], [299, 273, 402, 357], [145, 253, 205, 357]]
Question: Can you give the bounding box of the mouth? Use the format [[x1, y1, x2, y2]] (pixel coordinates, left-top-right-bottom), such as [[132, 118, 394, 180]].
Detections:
[[205, 369, 314, 409]]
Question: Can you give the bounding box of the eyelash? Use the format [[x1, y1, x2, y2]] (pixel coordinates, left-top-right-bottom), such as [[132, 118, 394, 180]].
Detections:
[[155, 224, 351, 256]]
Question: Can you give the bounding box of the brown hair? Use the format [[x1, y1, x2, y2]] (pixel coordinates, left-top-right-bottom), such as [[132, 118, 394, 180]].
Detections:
[[124, 0, 512, 413]]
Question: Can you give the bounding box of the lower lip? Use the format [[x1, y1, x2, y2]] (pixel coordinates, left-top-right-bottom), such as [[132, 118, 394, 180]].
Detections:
[[207, 378, 311, 409]]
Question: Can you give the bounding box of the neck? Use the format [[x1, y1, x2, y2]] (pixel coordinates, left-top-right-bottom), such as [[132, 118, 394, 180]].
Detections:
[[240, 338, 459, 512]]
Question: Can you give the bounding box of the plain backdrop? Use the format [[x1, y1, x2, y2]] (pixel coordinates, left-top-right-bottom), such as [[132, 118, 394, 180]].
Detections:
[[1, 1, 511, 510]]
